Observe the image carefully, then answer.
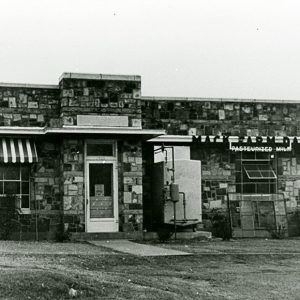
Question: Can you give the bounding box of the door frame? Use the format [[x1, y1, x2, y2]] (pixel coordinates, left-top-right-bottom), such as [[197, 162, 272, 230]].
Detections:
[[84, 139, 118, 232]]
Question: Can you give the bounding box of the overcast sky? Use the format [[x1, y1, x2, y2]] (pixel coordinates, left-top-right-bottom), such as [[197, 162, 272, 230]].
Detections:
[[0, 0, 299, 99]]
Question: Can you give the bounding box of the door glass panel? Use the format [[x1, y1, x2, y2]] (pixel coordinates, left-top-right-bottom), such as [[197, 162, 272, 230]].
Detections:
[[89, 163, 113, 218]]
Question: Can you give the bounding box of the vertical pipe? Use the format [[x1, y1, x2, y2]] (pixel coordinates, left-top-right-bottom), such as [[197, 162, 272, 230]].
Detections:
[[171, 147, 177, 239]]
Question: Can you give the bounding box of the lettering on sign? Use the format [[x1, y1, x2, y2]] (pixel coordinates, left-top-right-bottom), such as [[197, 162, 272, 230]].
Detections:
[[192, 135, 297, 152]]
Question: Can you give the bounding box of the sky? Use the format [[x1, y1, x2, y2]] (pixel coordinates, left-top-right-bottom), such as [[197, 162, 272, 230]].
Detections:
[[0, 0, 299, 99]]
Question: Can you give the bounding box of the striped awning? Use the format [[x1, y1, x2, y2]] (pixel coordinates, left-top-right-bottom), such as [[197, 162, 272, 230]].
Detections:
[[0, 138, 38, 163]]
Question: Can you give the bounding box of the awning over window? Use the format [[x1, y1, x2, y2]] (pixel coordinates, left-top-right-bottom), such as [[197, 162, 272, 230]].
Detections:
[[243, 164, 277, 179], [0, 138, 38, 163]]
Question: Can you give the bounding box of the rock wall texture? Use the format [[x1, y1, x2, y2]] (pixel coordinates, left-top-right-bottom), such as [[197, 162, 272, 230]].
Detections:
[[142, 98, 300, 237], [142, 99, 300, 137], [59, 78, 141, 127], [0, 86, 60, 127]]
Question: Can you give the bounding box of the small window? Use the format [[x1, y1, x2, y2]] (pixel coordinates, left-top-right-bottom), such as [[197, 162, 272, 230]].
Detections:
[[0, 164, 30, 211], [243, 165, 277, 180], [87, 142, 114, 157]]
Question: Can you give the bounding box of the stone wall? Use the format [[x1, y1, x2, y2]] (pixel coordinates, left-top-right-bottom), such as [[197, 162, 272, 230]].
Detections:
[[60, 138, 144, 234], [62, 138, 85, 233], [0, 137, 63, 240], [59, 78, 141, 127], [119, 140, 143, 232], [142, 99, 300, 136], [0, 86, 60, 127], [277, 149, 300, 235]]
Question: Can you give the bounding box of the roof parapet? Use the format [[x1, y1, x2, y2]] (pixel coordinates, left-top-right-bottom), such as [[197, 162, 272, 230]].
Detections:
[[142, 96, 300, 104], [59, 72, 141, 82]]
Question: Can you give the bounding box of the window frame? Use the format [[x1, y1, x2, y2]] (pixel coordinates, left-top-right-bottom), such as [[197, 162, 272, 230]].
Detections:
[[85, 139, 117, 161], [0, 164, 30, 214], [236, 155, 278, 195], [243, 164, 277, 180]]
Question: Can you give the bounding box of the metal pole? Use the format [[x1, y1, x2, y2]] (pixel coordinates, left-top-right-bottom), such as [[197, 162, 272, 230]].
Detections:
[[173, 201, 177, 240]]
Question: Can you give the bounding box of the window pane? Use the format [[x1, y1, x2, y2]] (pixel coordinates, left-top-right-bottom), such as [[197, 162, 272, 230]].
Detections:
[[21, 166, 30, 180], [244, 165, 258, 170], [243, 183, 256, 193], [0, 182, 3, 194], [89, 164, 112, 197], [0, 167, 4, 180], [260, 171, 276, 179], [87, 143, 113, 156], [247, 171, 262, 178], [257, 183, 269, 194], [22, 182, 29, 194], [258, 202, 275, 228], [21, 195, 29, 209], [4, 165, 19, 180], [270, 183, 276, 194], [89, 163, 113, 218], [4, 182, 20, 194]]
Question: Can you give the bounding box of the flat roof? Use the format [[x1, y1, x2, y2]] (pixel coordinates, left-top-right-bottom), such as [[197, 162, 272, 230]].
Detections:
[[142, 96, 300, 104], [59, 72, 141, 82], [0, 82, 59, 89]]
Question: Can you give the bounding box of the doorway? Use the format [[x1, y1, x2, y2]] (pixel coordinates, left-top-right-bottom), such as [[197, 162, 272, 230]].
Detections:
[[85, 140, 118, 232]]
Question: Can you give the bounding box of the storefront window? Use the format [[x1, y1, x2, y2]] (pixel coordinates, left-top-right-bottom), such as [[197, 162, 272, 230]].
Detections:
[[236, 154, 277, 194], [0, 165, 30, 210]]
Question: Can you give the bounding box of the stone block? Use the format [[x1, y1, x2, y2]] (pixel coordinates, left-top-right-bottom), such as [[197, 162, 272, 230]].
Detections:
[[132, 89, 141, 99], [131, 118, 142, 128], [123, 177, 133, 185], [124, 192, 132, 203], [63, 116, 74, 126], [188, 128, 197, 136], [73, 176, 83, 183], [13, 114, 21, 121], [37, 114, 45, 122], [218, 110, 225, 120], [28, 101, 38, 109], [132, 185, 142, 194], [68, 184, 78, 191], [8, 97, 16, 108]]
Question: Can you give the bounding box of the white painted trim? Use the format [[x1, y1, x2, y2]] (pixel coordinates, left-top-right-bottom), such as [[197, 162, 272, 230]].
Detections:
[[0, 127, 45, 135], [85, 139, 117, 161], [0, 82, 58, 89], [85, 140, 119, 233], [0, 126, 165, 137], [49, 126, 166, 136]]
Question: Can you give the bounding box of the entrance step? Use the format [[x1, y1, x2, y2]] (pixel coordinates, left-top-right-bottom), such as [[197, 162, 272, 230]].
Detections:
[[70, 231, 143, 242]]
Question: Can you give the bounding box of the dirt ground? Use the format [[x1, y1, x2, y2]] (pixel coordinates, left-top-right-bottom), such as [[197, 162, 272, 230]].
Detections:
[[0, 239, 299, 299]]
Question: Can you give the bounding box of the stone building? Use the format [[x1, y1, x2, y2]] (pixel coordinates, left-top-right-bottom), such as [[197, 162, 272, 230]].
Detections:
[[143, 96, 300, 237], [0, 72, 299, 239]]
